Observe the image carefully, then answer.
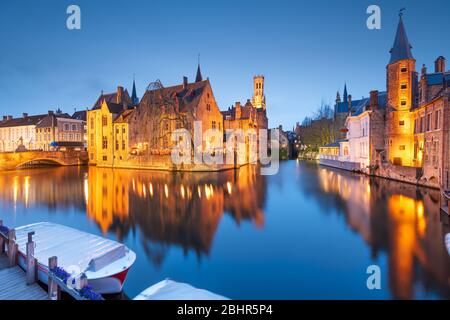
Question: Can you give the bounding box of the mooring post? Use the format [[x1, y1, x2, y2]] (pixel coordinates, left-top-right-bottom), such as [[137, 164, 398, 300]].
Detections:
[[48, 256, 60, 300], [26, 231, 36, 285], [7, 229, 18, 267], [0, 220, 4, 255], [79, 272, 88, 290]]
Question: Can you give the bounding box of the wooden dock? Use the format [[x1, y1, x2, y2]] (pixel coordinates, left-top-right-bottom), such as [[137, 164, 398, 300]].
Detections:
[[0, 254, 47, 300], [0, 221, 104, 300]]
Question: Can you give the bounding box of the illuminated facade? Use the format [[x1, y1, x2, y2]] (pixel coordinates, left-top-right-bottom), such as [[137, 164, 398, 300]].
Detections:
[[87, 86, 133, 166], [385, 14, 418, 167]]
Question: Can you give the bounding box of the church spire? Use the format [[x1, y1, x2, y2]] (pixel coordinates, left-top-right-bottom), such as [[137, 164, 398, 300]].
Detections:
[[195, 55, 203, 82], [131, 75, 139, 105], [343, 84, 348, 103], [389, 10, 414, 64]]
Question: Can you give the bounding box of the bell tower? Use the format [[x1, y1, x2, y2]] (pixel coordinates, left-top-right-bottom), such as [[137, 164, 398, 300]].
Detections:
[[386, 11, 417, 167], [252, 75, 266, 110]]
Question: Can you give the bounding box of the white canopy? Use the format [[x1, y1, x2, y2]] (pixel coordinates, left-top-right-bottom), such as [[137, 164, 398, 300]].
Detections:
[[134, 279, 229, 300]]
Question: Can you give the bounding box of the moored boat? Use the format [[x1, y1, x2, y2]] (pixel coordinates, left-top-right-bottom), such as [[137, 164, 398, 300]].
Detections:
[[14, 222, 136, 294], [134, 279, 228, 300]]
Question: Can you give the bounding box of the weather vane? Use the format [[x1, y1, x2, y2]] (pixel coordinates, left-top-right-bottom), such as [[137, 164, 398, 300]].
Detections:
[[399, 8, 406, 17]]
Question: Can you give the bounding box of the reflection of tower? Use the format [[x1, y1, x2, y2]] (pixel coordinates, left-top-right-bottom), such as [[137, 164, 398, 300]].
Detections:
[[252, 75, 266, 110]]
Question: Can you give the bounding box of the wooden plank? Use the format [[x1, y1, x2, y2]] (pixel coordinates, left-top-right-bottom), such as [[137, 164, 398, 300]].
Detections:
[[0, 262, 47, 300]]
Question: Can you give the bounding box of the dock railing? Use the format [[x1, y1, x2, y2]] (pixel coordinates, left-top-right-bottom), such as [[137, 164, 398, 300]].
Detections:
[[0, 220, 103, 300]]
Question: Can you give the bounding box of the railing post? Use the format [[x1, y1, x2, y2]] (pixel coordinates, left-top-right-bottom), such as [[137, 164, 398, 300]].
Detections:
[[7, 229, 18, 267], [48, 256, 60, 300], [26, 231, 36, 285], [0, 220, 4, 255]]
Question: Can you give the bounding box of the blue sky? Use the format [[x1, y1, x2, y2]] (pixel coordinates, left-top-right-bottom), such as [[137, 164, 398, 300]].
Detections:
[[1, 0, 449, 129]]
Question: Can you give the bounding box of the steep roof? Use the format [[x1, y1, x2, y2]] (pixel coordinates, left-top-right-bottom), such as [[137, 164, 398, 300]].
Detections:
[[0, 114, 47, 128], [72, 110, 87, 121], [195, 64, 203, 82], [114, 109, 135, 123], [131, 79, 139, 105], [350, 91, 387, 117], [92, 89, 132, 109], [139, 79, 210, 114], [389, 15, 414, 64]]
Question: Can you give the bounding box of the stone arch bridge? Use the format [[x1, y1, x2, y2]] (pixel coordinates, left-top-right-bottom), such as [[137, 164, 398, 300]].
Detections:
[[0, 151, 88, 171]]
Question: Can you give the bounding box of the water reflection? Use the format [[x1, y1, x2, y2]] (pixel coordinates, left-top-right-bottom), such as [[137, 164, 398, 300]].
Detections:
[[88, 166, 266, 262], [0, 162, 449, 299], [302, 163, 450, 299]]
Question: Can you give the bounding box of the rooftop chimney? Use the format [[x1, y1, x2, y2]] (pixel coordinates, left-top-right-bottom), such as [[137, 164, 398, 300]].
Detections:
[[370, 90, 379, 109], [22, 113, 28, 118], [7, 115, 13, 120], [2, 116, 7, 121], [183, 76, 188, 89], [48, 110, 54, 115], [117, 86, 124, 104], [435, 56, 446, 73], [421, 64, 427, 76], [235, 101, 241, 119]]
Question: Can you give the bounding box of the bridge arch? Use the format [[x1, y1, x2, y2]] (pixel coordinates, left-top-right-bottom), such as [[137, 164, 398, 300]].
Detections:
[[15, 158, 66, 169]]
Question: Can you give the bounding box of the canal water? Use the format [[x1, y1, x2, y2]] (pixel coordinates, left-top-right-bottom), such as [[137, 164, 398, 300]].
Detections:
[[0, 160, 449, 300]]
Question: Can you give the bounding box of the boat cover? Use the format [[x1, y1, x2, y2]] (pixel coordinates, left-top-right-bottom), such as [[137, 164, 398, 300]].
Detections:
[[134, 279, 228, 300], [15, 222, 125, 273]]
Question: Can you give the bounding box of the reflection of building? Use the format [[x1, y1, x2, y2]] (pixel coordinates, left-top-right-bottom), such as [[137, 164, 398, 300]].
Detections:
[[84, 165, 267, 264], [313, 164, 450, 299], [0, 167, 86, 210]]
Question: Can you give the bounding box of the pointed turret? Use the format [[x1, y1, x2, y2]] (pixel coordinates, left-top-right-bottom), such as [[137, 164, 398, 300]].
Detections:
[[389, 13, 414, 64], [343, 84, 348, 103], [131, 76, 139, 105], [195, 63, 203, 82]]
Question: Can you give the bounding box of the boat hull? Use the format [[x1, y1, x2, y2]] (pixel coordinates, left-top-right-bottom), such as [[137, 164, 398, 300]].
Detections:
[[18, 252, 131, 294]]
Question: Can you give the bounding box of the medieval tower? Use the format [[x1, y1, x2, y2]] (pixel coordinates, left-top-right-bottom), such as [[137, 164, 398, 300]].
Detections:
[[252, 75, 266, 110], [386, 13, 418, 166]]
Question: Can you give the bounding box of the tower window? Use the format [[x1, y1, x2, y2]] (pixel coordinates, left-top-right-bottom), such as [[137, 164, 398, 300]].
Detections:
[[401, 100, 407, 106], [399, 120, 405, 126], [401, 83, 407, 90], [401, 67, 407, 73], [399, 145, 406, 151]]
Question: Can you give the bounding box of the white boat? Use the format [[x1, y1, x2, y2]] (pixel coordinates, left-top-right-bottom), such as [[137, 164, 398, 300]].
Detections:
[[134, 279, 228, 300], [14, 222, 136, 294]]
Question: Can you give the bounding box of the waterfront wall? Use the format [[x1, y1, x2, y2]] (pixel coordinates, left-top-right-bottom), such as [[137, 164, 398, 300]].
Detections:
[[0, 151, 88, 171], [94, 154, 240, 172]]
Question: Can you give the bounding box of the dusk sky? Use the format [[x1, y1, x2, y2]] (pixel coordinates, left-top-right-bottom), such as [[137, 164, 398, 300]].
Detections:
[[1, 0, 449, 129]]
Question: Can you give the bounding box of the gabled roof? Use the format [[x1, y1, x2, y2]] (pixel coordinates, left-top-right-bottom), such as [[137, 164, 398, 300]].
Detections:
[[350, 91, 387, 117], [72, 110, 87, 121], [139, 79, 210, 114], [92, 89, 132, 109], [36, 114, 57, 128], [114, 109, 135, 124], [425, 72, 450, 86], [389, 15, 414, 64], [0, 114, 47, 128]]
